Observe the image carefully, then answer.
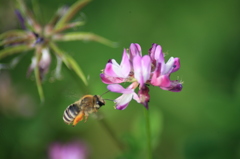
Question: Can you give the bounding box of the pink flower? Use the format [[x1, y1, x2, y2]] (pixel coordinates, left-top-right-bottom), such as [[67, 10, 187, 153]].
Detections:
[[100, 43, 183, 110], [48, 140, 88, 159]]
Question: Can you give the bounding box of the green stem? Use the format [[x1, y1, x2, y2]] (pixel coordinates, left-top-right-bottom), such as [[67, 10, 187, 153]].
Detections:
[[98, 116, 124, 151], [144, 108, 152, 159], [34, 49, 44, 102]]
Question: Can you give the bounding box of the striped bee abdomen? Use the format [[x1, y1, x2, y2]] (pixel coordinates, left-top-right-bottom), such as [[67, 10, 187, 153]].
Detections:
[[63, 103, 80, 125]]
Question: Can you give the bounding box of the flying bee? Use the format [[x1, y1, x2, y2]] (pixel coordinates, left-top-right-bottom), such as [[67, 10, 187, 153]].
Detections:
[[63, 95, 105, 126]]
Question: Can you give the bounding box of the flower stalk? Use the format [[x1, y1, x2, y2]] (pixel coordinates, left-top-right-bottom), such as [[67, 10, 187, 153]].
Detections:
[[144, 107, 152, 159]]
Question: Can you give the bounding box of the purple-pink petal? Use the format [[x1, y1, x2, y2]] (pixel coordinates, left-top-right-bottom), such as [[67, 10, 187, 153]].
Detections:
[[104, 60, 121, 77], [169, 83, 183, 92], [132, 92, 140, 103], [100, 73, 125, 84], [160, 80, 183, 92], [149, 44, 162, 61], [158, 75, 171, 88], [107, 84, 133, 94], [104, 51, 131, 78], [141, 55, 151, 83], [161, 57, 180, 75], [149, 43, 164, 67], [116, 103, 129, 110], [133, 55, 151, 88], [120, 49, 131, 75], [115, 93, 133, 110], [133, 55, 142, 84], [150, 62, 161, 86], [151, 74, 171, 88], [162, 57, 175, 75], [129, 43, 142, 59], [171, 58, 180, 73]]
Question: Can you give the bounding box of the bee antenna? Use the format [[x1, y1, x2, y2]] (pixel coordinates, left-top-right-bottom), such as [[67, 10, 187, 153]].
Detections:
[[100, 90, 110, 97], [103, 99, 114, 102]]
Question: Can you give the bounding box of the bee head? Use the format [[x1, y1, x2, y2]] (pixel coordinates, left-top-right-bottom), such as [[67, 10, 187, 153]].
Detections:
[[94, 95, 105, 107]]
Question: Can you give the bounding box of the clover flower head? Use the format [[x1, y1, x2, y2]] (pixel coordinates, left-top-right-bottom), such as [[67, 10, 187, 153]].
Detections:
[[100, 43, 183, 110]]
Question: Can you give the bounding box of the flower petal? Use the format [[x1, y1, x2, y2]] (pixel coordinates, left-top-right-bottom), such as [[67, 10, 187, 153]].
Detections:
[[141, 55, 151, 84], [129, 43, 142, 60], [169, 83, 182, 92], [132, 92, 140, 103], [104, 50, 130, 78], [100, 73, 125, 84], [120, 49, 131, 75], [133, 55, 151, 88], [151, 73, 171, 88], [160, 80, 183, 92], [171, 58, 180, 73], [107, 84, 133, 94], [115, 93, 133, 110], [158, 75, 171, 88], [104, 60, 121, 77], [162, 57, 174, 74], [151, 61, 162, 86], [133, 55, 142, 84], [162, 57, 180, 74], [149, 44, 163, 61]]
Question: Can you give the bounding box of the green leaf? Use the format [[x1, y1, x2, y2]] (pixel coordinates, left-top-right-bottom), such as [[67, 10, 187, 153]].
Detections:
[[34, 50, 44, 102], [51, 21, 85, 35], [53, 32, 117, 48], [64, 54, 88, 86], [49, 42, 88, 85], [0, 30, 26, 40], [54, 0, 91, 30], [0, 45, 32, 60], [0, 37, 29, 47]]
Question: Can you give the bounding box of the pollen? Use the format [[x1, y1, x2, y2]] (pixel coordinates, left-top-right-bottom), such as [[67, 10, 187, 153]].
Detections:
[[72, 111, 85, 126]]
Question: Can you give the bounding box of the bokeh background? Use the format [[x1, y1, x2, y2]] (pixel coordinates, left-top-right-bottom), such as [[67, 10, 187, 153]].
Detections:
[[0, 0, 240, 159]]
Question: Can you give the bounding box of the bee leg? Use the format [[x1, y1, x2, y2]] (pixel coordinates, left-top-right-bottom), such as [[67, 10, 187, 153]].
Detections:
[[84, 113, 89, 123], [72, 111, 85, 126]]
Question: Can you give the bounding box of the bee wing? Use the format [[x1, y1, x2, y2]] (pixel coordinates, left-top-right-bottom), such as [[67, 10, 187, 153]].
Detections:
[[91, 112, 103, 120]]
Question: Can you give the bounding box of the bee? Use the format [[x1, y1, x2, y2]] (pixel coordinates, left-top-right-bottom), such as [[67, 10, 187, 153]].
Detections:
[[63, 95, 105, 126]]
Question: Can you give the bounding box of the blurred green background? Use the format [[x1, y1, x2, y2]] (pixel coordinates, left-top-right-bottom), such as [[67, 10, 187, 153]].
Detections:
[[1, 0, 240, 159]]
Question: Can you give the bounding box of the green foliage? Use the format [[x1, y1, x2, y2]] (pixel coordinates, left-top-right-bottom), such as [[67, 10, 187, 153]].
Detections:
[[0, 0, 115, 101]]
